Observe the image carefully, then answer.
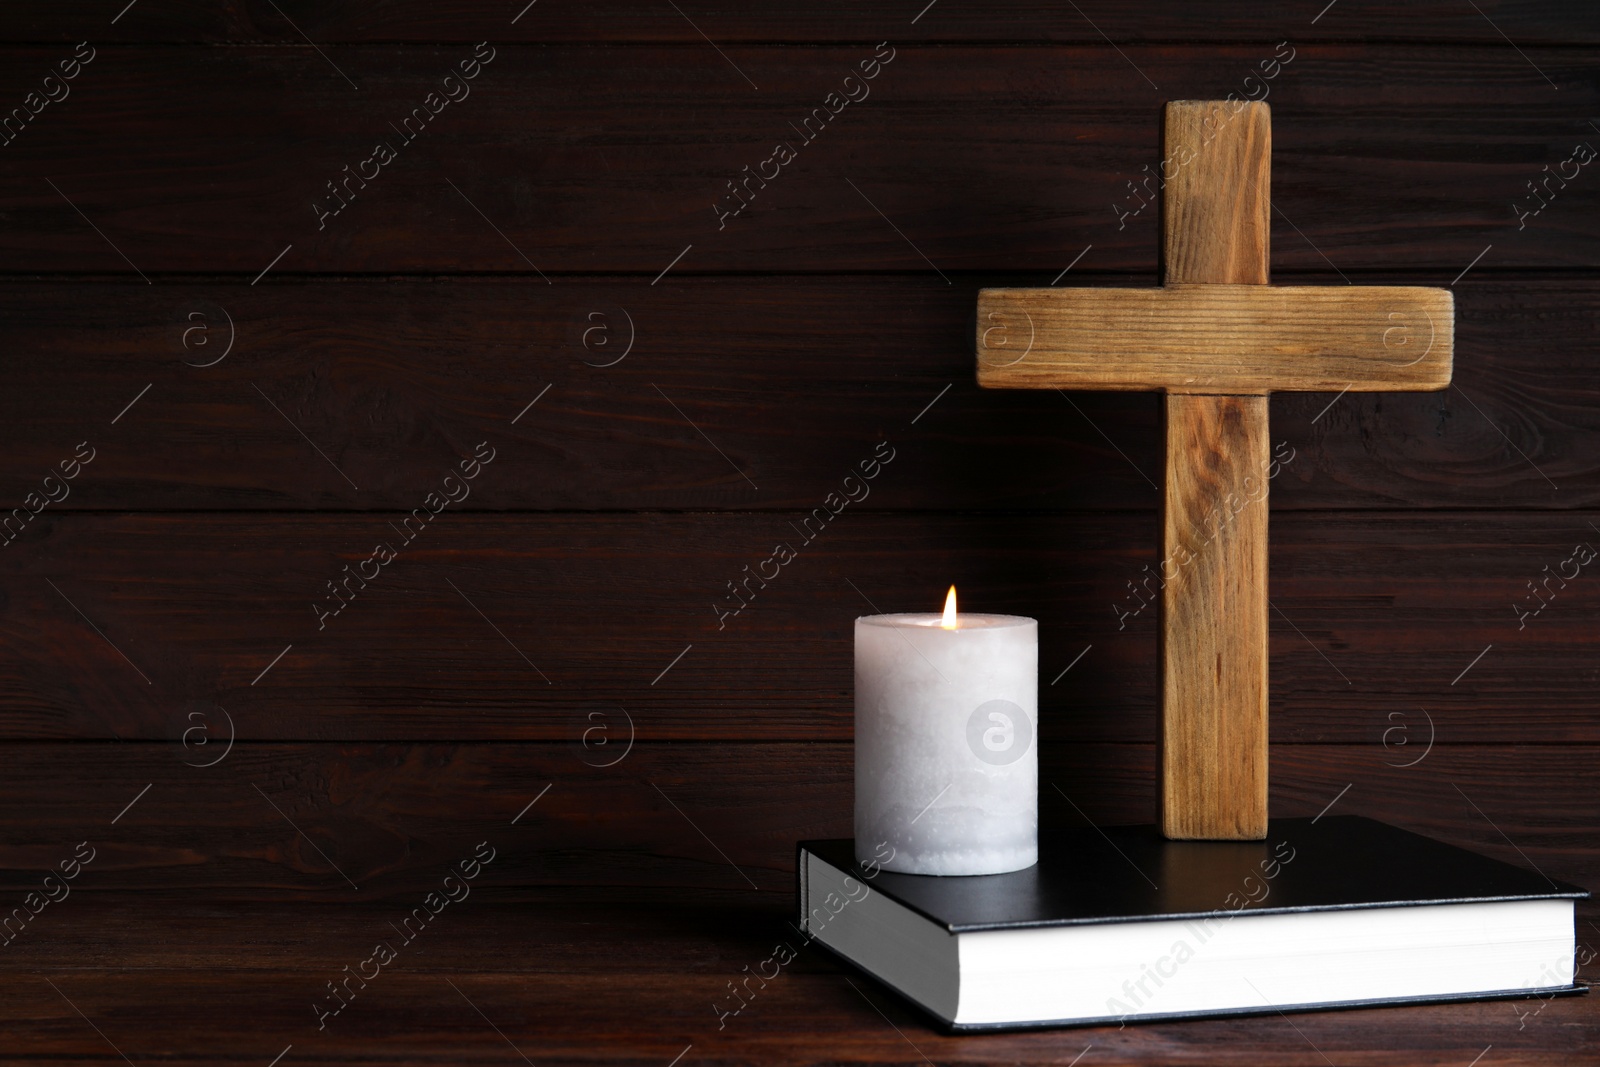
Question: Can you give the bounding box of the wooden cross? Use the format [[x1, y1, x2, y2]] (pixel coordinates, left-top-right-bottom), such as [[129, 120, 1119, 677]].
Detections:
[[975, 101, 1454, 840]]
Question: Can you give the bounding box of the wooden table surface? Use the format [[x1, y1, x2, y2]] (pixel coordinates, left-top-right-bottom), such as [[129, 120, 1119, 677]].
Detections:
[[0, 889, 1591, 1066], [1, 2, 1597, 1062]]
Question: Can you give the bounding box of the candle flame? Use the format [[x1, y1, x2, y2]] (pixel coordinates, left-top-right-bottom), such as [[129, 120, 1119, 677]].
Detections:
[[940, 585, 958, 629]]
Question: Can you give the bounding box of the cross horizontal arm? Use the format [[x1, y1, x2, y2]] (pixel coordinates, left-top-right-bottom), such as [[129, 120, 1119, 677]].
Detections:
[[977, 284, 1452, 394]]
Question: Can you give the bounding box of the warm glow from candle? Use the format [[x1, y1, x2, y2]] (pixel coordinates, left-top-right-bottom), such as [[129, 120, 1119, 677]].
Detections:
[[940, 585, 958, 629]]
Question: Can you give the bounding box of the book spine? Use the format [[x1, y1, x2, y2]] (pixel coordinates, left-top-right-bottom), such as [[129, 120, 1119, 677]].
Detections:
[[796, 846, 810, 934]]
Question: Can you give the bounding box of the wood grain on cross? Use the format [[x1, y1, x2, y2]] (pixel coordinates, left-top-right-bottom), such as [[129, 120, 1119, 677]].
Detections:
[[975, 101, 1455, 840]]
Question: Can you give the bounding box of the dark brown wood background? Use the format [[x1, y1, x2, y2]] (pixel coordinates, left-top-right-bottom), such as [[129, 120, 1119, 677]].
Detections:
[[0, 2, 1596, 1063]]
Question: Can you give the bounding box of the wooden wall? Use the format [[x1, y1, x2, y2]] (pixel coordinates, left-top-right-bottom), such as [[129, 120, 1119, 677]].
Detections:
[[0, 3, 1596, 921]]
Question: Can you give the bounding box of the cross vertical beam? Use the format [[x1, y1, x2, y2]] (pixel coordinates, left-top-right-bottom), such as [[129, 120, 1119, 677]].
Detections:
[[1160, 101, 1271, 839]]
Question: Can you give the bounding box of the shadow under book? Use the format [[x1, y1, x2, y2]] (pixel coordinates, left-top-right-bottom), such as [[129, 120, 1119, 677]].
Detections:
[[796, 817, 1589, 1030]]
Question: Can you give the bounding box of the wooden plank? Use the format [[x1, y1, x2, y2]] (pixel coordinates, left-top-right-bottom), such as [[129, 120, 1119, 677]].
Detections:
[[978, 285, 1454, 392], [0, 742, 1593, 898], [0, 927, 1593, 1065], [0, 47, 1594, 274], [0, 277, 1586, 511], [5, 3, 1599, 43], [1154, 101, 1271, 839], [2, 512, 1597, 744], [1161, 395, 1270, 838], [0, 894, 1591, 1064], [1163, 101, 1272, 287]]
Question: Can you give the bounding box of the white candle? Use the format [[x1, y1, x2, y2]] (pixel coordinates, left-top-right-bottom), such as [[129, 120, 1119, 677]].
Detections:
[[855, 587, 1038, 876]]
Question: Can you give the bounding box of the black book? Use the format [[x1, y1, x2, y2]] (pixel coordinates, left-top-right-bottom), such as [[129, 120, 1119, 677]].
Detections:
[[796, 816, 1588, 1030]]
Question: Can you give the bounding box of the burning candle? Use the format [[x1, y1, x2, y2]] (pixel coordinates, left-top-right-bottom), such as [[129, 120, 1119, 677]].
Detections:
[[855, 586, 1038, 876]]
